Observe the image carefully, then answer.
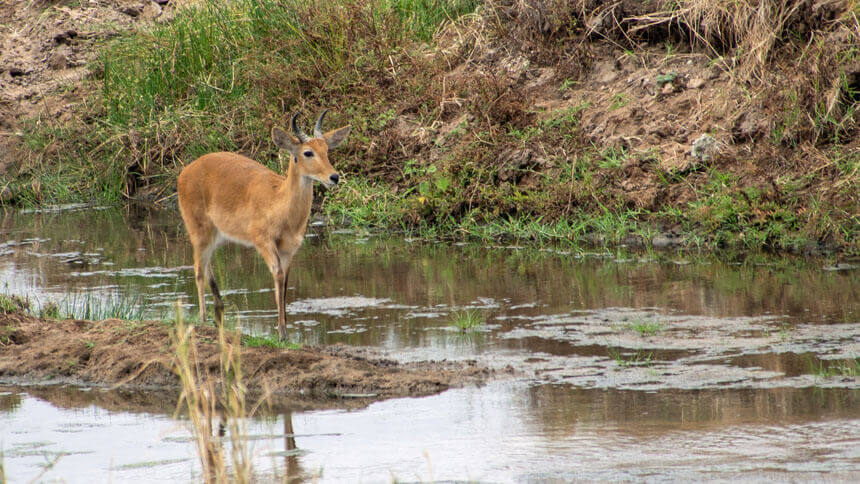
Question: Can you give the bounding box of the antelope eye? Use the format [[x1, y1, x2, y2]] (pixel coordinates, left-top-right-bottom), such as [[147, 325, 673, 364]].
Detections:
[[303, 150, 314, 158]]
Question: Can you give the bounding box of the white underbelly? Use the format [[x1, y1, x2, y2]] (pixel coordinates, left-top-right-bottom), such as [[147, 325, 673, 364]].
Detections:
[[215, 230, 255, 248]]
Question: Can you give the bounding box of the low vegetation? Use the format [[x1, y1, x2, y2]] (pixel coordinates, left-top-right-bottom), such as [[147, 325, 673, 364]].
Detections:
[[449, 309, 486, 332], [241, 333, 302, 350], [810, 356, 860, 378], [0, 294, 25, 314], [1, 0, 857, 253], [628, 320, 665, 337], [608, 347, 655, 368]]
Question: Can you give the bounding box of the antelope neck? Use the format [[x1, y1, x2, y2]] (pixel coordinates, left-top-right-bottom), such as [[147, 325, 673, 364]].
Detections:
[[276, 154, 314, 231]]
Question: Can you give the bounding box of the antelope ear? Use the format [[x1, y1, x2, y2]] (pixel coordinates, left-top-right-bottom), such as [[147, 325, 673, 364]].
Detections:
[[272, 126, 301, 158], [323, 126, 350, 149]]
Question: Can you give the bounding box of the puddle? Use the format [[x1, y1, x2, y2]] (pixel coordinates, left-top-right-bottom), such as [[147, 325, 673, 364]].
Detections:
[[1, 207, 859, 480]]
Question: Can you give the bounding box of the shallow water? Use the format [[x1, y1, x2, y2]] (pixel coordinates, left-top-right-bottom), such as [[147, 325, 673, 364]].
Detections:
[[1, 206, 858, 481]]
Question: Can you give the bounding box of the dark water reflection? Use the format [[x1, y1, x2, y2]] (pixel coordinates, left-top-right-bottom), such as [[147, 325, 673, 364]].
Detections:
[[1, 206, 856, 336], [2, 383, 857, 482]]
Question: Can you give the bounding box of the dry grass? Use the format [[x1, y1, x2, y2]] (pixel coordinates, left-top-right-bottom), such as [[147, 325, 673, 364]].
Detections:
[[172, 305, 257, 483]]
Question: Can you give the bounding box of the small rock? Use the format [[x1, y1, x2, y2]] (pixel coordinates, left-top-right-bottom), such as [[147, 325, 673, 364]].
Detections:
[[691, 134, 718, 162], [594, 60, 619, 84], [688, 77, 706, 89], [120, 5, 143, 17], [652, 234, 683, 248], [48, 52, 68, 70], [661, 83, 674, 95], [8, 66, 26, 77], [53, 29, 78, 44]]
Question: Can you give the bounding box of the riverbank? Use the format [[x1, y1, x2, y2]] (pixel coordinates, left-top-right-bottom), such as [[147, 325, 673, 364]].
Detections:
[[0, 0, 857, 254]]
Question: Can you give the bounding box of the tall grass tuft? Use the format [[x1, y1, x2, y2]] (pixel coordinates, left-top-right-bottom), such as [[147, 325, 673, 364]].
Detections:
[[172, 308, 226, 482], [59, 292, 145, 321], [449, 309, 485, 332], [386, 0, 481, 41], [171, 303, 254, 483]]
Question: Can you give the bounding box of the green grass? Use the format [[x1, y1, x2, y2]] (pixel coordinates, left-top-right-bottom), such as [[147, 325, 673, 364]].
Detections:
[[0, 294, 21, 314], [628, 319, 664, 337], [58, 293, 145, 321], [9, 0, 479, 206], [810, 357, 859, 378], [449, 309, 485, 332], [387, 0, 481, 42], [241, 333, 302, 350], [608, 347, 654, 368]]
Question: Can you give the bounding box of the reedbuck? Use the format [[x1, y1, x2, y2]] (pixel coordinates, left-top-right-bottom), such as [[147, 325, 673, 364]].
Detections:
[[177, 111, 349, 340]]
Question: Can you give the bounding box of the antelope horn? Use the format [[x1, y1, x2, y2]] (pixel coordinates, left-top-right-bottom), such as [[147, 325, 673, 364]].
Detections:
[[291, 113, 310, 143], [314, 109, 328, 138]]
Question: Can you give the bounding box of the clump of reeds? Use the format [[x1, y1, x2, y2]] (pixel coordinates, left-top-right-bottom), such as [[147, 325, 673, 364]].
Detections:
[[449, 308, 485, 332], [171, 302, 253, 483]]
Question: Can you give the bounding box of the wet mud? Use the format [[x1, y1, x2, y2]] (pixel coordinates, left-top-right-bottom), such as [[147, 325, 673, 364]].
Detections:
[[0, 311, 490, 401], [488, 308, 859, 391]]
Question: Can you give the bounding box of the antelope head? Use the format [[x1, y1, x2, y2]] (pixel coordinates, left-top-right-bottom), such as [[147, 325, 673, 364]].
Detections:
[[271, 110, 350, 188]]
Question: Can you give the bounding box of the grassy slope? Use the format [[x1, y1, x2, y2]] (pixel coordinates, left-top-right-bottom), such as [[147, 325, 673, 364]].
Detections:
[[3, 0, 858, 254]]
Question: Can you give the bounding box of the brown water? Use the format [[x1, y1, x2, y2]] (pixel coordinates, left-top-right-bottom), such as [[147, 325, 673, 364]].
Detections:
[[1, 205, 858, 482]]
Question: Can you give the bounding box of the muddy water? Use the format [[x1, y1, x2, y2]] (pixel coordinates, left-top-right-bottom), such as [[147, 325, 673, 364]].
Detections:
[[1, 206, 858, 482]]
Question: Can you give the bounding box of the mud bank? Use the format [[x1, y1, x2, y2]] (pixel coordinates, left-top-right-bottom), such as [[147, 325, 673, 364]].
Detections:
[[0, 311, 491, 401]]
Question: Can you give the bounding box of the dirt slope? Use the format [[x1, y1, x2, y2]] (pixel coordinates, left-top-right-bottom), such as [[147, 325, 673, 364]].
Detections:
[[0, 0, 176, 125]]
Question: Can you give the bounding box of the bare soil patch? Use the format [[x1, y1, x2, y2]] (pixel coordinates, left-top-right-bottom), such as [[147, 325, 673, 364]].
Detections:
[[0, 311, 490, 401], [0, 0, 172, 131]]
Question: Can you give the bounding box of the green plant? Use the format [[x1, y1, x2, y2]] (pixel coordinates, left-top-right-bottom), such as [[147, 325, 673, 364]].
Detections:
[[609, 92, 629, 111], [241, 333, 302, 349], [810, 356, 859, 378], [40, 302, 61, 319], [0, 295, 20, 314], [608, 347, 654, 368], [0, 294, 29, 314], [558, 78, 576, 92], [656, 72, 676, 86], [449, 309, 485, 332], [628, 319, 664, 337], [598, 147, 627, 169], [0, 326, 14, 345]]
